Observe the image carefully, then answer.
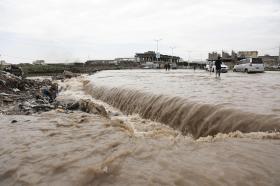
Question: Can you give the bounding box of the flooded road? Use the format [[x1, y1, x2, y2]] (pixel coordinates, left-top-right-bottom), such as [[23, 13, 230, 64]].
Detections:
[[90, 69, 280, 115], [1, 71, 280, 185], [86, 70, 280, 138]]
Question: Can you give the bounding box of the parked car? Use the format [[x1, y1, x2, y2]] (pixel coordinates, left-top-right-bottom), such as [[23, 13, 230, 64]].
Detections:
[[206, 62, 229, 73], [142, 62, 159, 69], [233, 58, 264, 73], [170, 63, 177, 69]]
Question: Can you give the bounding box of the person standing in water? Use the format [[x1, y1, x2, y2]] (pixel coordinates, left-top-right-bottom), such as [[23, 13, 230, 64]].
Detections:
[[165, 63, 171, 71], [164, 63, 168, 71], [209, 61, 213, 75], [215, 56, 222, 77]]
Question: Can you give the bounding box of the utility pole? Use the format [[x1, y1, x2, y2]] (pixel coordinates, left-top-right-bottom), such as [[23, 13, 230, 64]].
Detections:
[[154, 39, 162, 63], [154, 39, 162, 52], [0, 54, 2, 71], [278, 44, 280, 65], [170, 47, 176, 63], [186, 50, 192, 68], [187, 50, 192, 62]]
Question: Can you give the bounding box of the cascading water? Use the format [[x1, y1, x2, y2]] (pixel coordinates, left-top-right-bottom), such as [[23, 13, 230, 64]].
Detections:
[[84, 82, 280, 138]]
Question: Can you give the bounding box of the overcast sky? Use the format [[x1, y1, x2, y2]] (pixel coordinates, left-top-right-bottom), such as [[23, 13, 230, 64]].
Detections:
[[0, 0, 279, 63]]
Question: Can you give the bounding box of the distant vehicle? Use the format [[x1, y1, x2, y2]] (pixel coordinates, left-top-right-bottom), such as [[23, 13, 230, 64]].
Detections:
[[206, 62, 229, 73], [171, 63, 177, 69], [142, 62, 159, 69], [271, 65, 280, 70], [143, 66, 151, 69], [233, 58, 264, 73]]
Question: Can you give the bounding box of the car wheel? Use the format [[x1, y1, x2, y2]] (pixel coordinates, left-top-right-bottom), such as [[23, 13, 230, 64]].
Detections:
[[233, 69, 236, 72], [245, 69, 249, 73]]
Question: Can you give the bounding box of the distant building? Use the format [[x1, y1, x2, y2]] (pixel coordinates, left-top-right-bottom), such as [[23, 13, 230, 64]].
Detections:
[[222, 51, 231, 59], [85, 60, 115, 65], [190, 60, 207, 65], [258, 55, 279, 66], [33, 60, 45, 65], [238, 51, 258, 58], [208, 52, 219, 61], [188, 61, 207, 69], [207, 50, 280, 69], [135, 51, 180, 63], [209, 50, 260, 61], [209, 50, 258, 61], [115, 58, 135, 62], [208, 50, 248, 69], [231, 50, 238, 60]]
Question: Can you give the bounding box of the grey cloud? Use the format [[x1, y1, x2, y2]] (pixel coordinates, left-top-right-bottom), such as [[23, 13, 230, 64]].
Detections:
[[0, 0, 279, 63]]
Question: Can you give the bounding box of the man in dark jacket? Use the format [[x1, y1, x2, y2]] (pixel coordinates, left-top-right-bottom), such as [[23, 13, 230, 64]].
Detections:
[[215, 56, 222, 77]]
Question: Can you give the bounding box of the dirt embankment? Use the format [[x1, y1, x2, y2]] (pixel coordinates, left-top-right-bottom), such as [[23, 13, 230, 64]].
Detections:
[[0, 70, 57, 115], [18, 62, 140, 77], [0, 71, 108, 117]]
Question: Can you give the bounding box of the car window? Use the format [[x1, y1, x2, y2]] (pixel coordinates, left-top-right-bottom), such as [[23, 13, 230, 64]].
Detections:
[[252, 58, 263, 64], [238, 59, 247, 64]]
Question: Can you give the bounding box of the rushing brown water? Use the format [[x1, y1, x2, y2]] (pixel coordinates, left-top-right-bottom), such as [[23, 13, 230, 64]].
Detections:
[[1, 73, 280, 185], [85, 70, 280, 138], [89, 69, 280, 115], [1, 110, 280, 186]]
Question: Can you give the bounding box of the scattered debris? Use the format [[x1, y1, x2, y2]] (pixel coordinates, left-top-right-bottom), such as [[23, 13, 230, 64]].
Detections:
[[52, 70, 79, 80], [0, 70, 108, 118], [3, 65, 24, 77], [66, 102, 80, 110], [0, 70, 58, 115], [79, 99, 108, 117], [63, 70, 77, 79], [62, 99, 108, 117]]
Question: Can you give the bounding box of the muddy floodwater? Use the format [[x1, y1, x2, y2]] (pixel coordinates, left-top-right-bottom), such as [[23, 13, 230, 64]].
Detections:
[[1, 69, 280, 185], [90, 69, 280, 115]]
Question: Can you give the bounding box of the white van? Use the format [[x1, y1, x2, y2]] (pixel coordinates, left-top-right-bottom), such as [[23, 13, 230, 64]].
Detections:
[[233, 58, 264, 73]]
